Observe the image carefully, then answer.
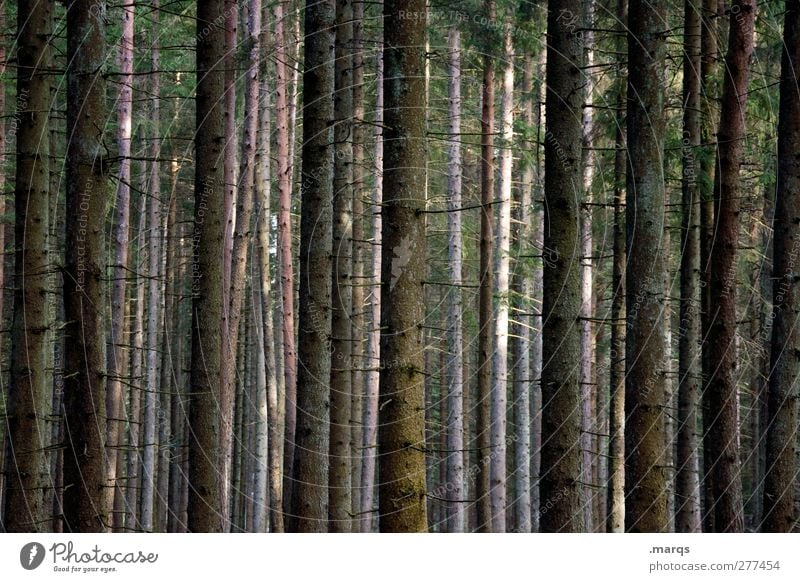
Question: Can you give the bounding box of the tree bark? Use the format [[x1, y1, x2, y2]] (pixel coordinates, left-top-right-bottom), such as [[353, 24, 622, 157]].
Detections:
[[63, 0, 112, 532], [378, 0, 428, 532], [676, 0, 703, 533], [4, 0, 53, 532], [762, 0, 799, 533], [540, 0, 586, 533], [287, 0, 335, 532], [329, 0, 354, 532], [706, 0, 755, 533], [625, 0, 669, 533]]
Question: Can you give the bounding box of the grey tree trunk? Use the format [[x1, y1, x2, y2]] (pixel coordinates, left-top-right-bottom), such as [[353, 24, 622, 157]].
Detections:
[[444, 27, 466, 534], [329, 0, 354, 532], [676, 0, 703, 533]]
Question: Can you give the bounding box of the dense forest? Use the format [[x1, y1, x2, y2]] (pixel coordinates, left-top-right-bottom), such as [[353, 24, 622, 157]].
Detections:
[[0, 0, 798, 534]]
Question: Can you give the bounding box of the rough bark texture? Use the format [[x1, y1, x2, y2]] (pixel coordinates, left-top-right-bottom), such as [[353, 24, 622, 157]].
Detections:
[[676, 0, 703, 533], [287, 0, 335, 532], [762, 0, 799, 533], [378, 0, 428, 533], [476, 1, 495, 533], [4, 0, 53, 533], [624, 0, 669, 533], [360, 37, 384, 533], [607, 0, 627, 534], [540, 0, 586, 533], [107, 0, 134, 533], [63, 0, 112, 532], [490, 24, 513, 533], [706, 0, 755, 533], [329, 0, 354, 532], [274, 2, 298, 511], [444, 27, 466, 534], [188, 0, 226, 533]]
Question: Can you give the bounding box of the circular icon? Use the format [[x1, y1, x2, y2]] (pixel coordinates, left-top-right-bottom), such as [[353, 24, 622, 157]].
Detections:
[[20, 542, 46, 570]]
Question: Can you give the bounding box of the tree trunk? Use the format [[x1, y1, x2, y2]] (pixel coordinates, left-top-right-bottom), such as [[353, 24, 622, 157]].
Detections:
[[762, 0, 799, 533], [607, 0, 627, 534], [676, 0, 703, 533], [360, 36, 384, 533], [287, 0, 335, 532], [188, 0, 226, 532], [274, 2, 298, 512], [625, 0, 669, 533], [443, 26, 466, 534], [490, 23, 513, 533], [476, 0, 496, 533], [63, 0, 111, 532], [4, 0, 53, 532], [706, 0, 755, 533], [378, 0, 428, 533], [329, 0, 354, 532], [540, 0, 586, 533]]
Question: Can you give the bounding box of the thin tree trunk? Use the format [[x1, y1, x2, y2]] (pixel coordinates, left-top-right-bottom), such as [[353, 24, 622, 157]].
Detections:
[[762, 0, 800, 533], [287, 0, 335, 533], [489, 23, 513, 533], [360, 36, 384, 533], [329, 0, 354, 532], [107, 0, 134, 533], [443, 26, 465, 534], [273, 2, 298, 513], [706, 0, 755, 533], [541, 0, 586, 533], [676, 0, 703, 533], [4, 0, 53, 532], [0, 6, 7, 528], [63, 0, 111, 532], [476, 0, 496, 533], [509, 48, 534, 535]]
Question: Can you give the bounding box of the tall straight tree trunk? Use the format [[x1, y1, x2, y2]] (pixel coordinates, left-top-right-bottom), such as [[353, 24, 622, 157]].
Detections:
[[699, 0, 719, 532], [476, 0, 495, 533], [329, 0, 354, 532], [0, 7, 6, 528], [360, 36, 384, 533], [541, 0, 586, 533], [108, 0, 135, 533], [378, 0, 428, 533], [141, 1, 162, 531], [706, 0, 755, 533], [607, 0, 627, 534], [350, 0, 366, 521], [580, 0, 596, 530], [676, 0, 703, 533], [287, 0, 335, 533], [490, 23, 513, 533], [444, 26, 465, 534], [510, 49, 534, 534], [188, 0, 226, 533], [63, 0, 111, 532], [625, 0, 669, 533], [4, 0, 53, 532], [274, 2, 297, 511], [762, 0, 799, 533]]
